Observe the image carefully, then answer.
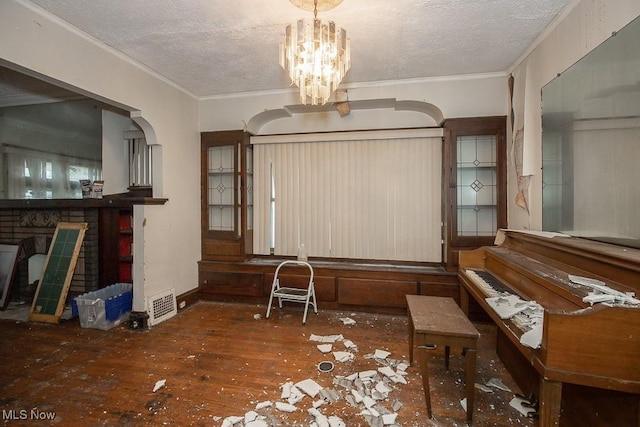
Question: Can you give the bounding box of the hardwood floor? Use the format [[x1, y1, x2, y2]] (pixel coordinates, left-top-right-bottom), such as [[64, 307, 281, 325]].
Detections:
[[0, 302, 537, 426]]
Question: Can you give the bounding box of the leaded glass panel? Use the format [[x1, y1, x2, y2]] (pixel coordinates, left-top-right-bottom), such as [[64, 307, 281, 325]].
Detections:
[[207, 145, 235, 232], [456, 135, 498, 237]]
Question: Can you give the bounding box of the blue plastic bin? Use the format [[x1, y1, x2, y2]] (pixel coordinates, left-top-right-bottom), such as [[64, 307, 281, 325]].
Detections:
[[72, 283, 133, 330]]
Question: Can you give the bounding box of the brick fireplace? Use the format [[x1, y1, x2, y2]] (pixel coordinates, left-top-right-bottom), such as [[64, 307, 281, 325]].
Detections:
[[0, 207, 99, 302]]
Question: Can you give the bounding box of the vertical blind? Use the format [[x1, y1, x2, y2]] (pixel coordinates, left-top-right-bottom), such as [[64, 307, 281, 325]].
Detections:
[[252, 129, 443, 262]]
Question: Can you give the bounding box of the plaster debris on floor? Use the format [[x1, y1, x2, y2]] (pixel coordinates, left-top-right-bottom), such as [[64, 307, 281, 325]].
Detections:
[[486, 377, 511, 392], [338, 317, 356, 325], [152, 379, 166, 393], [209, 310, 537, 426], [317, 343, 333, 353], [218, 315, 409, 426]]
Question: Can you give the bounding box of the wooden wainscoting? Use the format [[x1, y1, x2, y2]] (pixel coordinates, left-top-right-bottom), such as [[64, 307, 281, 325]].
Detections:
[[198, 258, 459, 315]]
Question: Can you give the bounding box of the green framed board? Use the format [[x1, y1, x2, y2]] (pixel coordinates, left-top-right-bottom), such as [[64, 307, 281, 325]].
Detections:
[[29, 222, 87, 324]]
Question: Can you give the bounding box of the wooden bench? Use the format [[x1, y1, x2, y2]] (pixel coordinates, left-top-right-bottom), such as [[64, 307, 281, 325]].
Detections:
[[407, 295, 480, 422]]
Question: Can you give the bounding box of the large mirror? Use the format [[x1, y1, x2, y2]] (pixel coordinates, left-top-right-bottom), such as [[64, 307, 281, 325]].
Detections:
[[0, 66, 143, 200], [542, 15, 640, 249], [0, 67, 102, 199], [0, 99, 103, 199]]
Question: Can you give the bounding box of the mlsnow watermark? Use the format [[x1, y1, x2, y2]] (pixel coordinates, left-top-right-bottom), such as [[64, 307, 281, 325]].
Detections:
[[2, 409, 56, 421]]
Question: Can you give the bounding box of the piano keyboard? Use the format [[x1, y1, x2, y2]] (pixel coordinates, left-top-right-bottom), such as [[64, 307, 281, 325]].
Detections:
[[465, 268, 543, 335], [465, 269, 513, 297]]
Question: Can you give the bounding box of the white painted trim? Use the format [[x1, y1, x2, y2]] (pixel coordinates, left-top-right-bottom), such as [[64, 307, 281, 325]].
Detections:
[[123, 130, 145, 139], [199, 72, 507, 102]]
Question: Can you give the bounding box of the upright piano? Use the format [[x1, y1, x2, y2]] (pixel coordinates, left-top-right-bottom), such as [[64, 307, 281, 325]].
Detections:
[[458, 230, 640, 426]]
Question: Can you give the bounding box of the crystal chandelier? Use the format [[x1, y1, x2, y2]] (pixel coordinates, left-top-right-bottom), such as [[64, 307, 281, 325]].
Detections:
[[280, 0, 351, 105]]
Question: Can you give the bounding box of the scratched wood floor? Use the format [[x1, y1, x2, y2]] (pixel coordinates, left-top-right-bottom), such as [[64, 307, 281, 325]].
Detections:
[[0, 301, 537, 427]]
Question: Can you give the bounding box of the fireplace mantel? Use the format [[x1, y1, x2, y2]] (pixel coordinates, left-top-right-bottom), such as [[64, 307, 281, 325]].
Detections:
[[0, 195, 167, 209]]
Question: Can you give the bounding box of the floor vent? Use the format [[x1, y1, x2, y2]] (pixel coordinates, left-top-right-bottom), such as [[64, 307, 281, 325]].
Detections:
[[147, 288, 177, 326]]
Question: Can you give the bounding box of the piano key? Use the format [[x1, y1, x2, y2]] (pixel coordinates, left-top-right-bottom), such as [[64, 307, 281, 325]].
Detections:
[[465, 269, 512, 297]]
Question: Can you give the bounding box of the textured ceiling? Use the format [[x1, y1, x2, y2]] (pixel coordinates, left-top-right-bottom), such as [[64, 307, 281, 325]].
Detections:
[[9, 0, 572, 99]]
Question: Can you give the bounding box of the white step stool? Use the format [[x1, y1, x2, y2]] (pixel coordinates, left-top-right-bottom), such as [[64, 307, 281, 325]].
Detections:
[[265, 260, 317, 324]]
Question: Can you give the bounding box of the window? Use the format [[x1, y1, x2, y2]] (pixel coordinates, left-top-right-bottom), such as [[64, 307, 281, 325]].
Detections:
[[252, 129, 443, 263], [124, 131, 152, 188]]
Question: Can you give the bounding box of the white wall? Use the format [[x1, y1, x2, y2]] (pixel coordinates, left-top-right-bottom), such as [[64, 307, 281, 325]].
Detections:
[[199, 73, 509, 133], [0, 0, 201, 308], [508, 0, 640, 231]]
